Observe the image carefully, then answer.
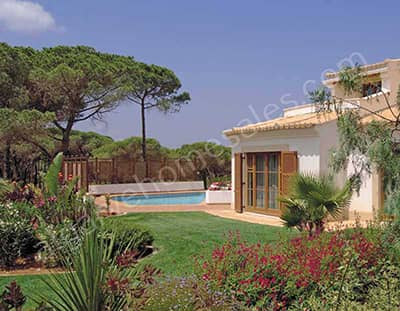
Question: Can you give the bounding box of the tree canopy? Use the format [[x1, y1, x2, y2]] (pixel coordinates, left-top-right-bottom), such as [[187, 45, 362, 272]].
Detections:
[[0, 43, 194, 182], [124, 61, 191, 167], [92, 136, 168, 159], [0, 43, 190, 161], [0, 108, 55, 180], [0, 43, 32, 108], [27, 45, 129, 152]]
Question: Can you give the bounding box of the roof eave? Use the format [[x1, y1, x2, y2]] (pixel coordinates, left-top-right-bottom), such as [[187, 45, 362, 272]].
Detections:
[[223, 123, 316, 137]]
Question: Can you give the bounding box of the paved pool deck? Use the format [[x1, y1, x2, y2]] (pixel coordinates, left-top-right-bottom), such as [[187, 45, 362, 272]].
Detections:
[[95, 196, 284, 227], [95, 195, 368, 229]]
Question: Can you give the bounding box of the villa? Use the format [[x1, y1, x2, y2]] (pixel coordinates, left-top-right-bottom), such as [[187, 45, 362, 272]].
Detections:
[[224, 59, 400, 220]]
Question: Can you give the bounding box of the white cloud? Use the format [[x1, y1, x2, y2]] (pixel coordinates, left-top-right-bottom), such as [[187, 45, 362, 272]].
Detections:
[[0, 0, 58, 34]]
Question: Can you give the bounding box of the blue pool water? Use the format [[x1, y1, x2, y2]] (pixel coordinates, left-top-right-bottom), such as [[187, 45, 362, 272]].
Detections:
[[112, 192, 205, 206]]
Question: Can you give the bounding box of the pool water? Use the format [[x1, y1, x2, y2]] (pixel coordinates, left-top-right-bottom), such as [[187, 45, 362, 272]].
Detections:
[[112, 192, 205, 206]]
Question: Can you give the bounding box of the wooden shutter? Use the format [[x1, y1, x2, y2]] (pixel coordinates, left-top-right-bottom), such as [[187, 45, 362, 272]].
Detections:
[[281, 151, 298, 198], [234, 153, 243, 213]]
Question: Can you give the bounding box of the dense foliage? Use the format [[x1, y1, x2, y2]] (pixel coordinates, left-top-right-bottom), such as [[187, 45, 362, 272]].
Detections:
[[0, 154, 153, 271], [92, 136, 169, 159], [102, 217, 154, 257], [0, 42, 190, 182], [0, 202, 40, 267]]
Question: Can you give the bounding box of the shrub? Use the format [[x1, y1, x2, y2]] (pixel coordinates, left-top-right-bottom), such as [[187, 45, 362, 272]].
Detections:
[[37, 220, 86, 268], [0, 221, 40, 268], [291, 261, 400, 310], [102, 218, 154, 256], [35, 219, 157, 311], [197, 230, 383, 310], [0, 202, 40, 268]]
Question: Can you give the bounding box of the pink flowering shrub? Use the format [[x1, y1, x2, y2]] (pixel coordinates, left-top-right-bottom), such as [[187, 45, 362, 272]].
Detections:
[[197, 230, 383, 310]]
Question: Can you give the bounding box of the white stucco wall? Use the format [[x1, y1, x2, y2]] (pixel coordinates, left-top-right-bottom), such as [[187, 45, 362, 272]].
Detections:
[[228, 121, 377, 219], [231, 128, 321, 175], [346, 158, 374, 217], [317, 121, 338, 175]]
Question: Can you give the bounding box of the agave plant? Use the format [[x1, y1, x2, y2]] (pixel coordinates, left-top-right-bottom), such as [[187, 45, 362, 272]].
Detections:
[[35, 219, 139, 311], [280, 174, 352, 235]]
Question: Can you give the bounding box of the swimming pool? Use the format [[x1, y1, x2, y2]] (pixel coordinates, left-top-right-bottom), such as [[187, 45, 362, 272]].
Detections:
[[111, 192, 205, 206]]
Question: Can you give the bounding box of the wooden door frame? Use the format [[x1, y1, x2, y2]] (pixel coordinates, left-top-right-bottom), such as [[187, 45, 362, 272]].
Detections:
[[234, 153, 243, 213], [244, 152, 282, 216]]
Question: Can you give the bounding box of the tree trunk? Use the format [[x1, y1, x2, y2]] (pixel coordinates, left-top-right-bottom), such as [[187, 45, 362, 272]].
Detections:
[[140, 100, 148, 178], [60, 120, 74, 154]]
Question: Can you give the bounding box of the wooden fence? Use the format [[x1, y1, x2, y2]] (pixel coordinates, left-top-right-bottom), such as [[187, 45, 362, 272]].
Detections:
[[63, 156, 204, 192], [62, 155, 89, 192], [88, 157, 200, 184]]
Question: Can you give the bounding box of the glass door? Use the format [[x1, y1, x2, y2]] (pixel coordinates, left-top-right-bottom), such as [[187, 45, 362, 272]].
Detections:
[[255, 154, 266, 209], [245, 152, 281, 214]]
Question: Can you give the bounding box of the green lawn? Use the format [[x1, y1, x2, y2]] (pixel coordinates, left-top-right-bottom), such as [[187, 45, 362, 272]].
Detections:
[[115, 212, 287, 275], [0, 211, 287, 308]]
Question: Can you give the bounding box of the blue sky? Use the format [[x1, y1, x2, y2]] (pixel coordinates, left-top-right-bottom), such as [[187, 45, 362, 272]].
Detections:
[[1, 0, 399, 147]]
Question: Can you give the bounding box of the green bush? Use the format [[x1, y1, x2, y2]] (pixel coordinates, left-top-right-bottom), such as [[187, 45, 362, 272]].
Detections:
[[0, 202, 40, 267], [102, 218, 154, 256], [37, 220, 87, 268]]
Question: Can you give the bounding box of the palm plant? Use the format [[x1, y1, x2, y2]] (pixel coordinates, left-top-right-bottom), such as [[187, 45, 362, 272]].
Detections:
[[35, 219, 137, 311], [280, 174, 352, 235]]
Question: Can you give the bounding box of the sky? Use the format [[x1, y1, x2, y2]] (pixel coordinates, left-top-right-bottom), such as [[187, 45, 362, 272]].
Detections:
[[1, 0, 400, 147]]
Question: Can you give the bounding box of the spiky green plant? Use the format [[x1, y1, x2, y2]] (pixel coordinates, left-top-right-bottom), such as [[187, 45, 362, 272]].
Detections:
[[44, 152, 63, 196], [35, 219, 137, 311], [280, 174, 352, 235]]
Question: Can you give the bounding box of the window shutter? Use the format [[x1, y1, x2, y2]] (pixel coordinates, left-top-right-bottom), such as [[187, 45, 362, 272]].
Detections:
[[234, 153, 243, 213], [281, 151, 298, 198]]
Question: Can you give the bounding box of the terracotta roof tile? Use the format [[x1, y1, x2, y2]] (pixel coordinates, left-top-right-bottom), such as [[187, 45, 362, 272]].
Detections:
[[361, 106, 399, 124], [224, 111, 337, 136]]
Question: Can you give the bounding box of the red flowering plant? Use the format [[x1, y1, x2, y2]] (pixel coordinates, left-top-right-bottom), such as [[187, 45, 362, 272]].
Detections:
[[208, 181, 231, 191], [196, 229, 384, 310]]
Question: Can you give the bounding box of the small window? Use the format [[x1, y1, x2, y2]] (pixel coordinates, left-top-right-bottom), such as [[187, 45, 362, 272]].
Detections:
[[362, 80, 382, 97]]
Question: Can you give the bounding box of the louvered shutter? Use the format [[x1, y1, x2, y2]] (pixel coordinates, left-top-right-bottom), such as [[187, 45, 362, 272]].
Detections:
[[281, 151, 298, 199], [234, 153, 243, 213]]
